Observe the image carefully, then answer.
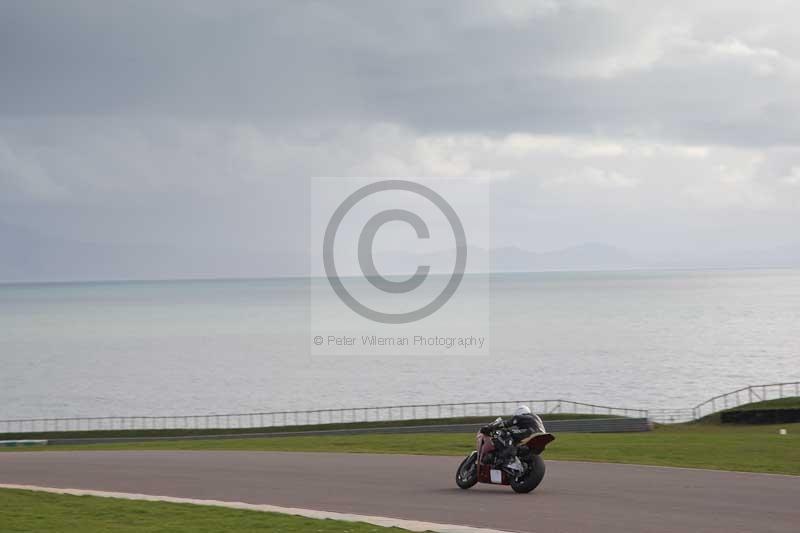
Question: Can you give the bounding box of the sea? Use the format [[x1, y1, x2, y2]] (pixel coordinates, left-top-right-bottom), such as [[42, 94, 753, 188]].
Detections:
[[1, 269, 799, 420]]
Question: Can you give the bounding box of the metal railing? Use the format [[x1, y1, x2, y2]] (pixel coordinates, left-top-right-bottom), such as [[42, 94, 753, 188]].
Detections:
[[645, 381, 800, 423], [692, 381, 800, 419], [642, 408, 696, 424], [0, 399, 646, 435], [1, 381, 797, 434]]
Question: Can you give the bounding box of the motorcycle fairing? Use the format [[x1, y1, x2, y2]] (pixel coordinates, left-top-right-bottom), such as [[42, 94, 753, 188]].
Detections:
[[518, 432, 556, 450]]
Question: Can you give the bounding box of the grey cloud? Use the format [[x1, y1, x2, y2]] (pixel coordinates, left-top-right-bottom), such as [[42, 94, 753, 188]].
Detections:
[[1, 1, 800, 281], [2, 1, 799, 146]]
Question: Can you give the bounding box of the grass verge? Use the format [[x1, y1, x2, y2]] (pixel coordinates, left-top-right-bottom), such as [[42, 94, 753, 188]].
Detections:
[[695, 396, 800, 423], [0, 489, 410, 533], [4, 423, 798, 475], [725, 396, 800, 411]]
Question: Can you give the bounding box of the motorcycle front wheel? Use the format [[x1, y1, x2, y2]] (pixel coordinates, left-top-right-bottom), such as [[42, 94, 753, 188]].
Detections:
[[455, 451, 478, 489], [510, 455, 546, 494]]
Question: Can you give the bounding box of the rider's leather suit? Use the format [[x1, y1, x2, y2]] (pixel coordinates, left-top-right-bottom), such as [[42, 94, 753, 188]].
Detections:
[[485, 413, 543, 465]]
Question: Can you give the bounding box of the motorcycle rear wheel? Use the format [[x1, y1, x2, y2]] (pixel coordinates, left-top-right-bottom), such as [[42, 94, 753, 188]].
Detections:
[[455, 452, 478, 489], [510, 455, 546, 494]]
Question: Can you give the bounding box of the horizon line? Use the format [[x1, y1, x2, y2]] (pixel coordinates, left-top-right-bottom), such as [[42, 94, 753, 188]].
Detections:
[[2, 265, 799, 288]]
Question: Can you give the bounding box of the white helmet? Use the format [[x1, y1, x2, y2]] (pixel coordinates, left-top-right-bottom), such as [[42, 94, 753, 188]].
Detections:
[[514, 405, 532, 417]]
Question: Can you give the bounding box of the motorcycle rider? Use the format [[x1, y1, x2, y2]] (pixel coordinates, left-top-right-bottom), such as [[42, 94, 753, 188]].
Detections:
[[480, 405, 545, 473]]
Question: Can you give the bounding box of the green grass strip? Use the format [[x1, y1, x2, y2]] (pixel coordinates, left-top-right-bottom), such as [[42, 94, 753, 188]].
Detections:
[[724, 396, 800, 411], [4, 422, 798, 476], [0, 489, 412, 533]]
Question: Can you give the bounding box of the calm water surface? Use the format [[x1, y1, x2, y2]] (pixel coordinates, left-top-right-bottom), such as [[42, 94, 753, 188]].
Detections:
[[1, 269, 799, 419]]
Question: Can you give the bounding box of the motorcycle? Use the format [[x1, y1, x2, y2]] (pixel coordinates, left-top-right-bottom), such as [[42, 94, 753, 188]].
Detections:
[[455, 415, 555, 493]]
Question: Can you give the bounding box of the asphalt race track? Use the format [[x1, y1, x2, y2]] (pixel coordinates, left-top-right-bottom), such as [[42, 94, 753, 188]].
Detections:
[[1, 451, 797, 532]]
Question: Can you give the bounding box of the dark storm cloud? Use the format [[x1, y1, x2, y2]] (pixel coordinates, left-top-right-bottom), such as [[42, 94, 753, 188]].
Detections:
[[2, 1, 798, 146]]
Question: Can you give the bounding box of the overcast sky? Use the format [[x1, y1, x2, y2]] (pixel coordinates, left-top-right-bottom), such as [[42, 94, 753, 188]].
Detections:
[[2, 0, 799, 278]]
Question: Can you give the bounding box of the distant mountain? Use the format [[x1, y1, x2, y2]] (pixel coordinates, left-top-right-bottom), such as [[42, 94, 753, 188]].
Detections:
[[360, 241, 800, 276], [351, 243, 637, 276], [2, 219, 799, 283]]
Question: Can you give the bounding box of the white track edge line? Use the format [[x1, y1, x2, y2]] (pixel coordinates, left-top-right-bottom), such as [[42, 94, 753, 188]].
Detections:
[[0, 483, 515, 533]]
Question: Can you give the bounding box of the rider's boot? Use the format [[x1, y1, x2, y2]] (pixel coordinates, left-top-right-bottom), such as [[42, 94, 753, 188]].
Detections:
[[506, 456, 524, 473]]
